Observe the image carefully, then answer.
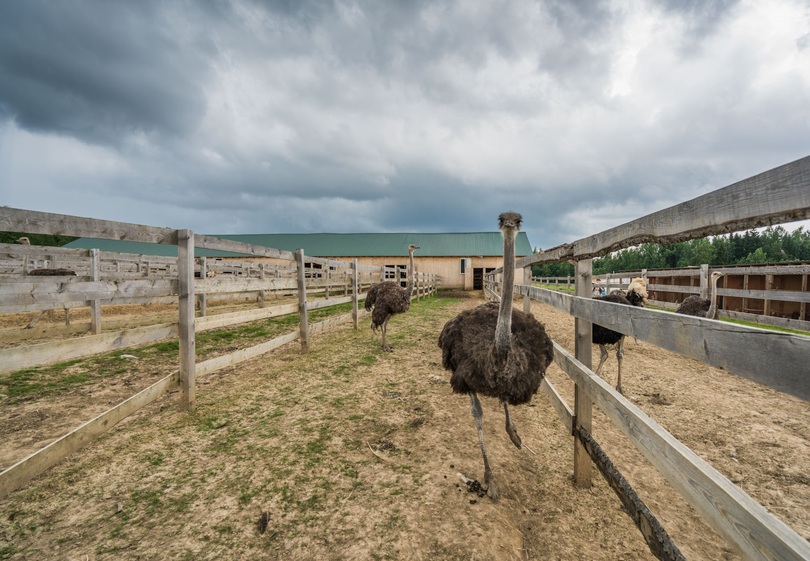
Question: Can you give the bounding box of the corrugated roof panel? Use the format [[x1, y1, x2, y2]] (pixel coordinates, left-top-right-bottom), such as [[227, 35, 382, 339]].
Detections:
[[65, 232, 534, 258], [62, 238, 243, 257]]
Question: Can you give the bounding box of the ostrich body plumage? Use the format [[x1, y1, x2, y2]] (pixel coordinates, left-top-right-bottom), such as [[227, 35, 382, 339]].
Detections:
[[439, 302, 553, 406], [437, 211, 553, 499], [675, 272, 724, 320], [591, 279, 647, 394], [675, 295, 712, 317], [365, 281, 411, 331], [364, 244, 419, 351], [592, 293, 633, 347]]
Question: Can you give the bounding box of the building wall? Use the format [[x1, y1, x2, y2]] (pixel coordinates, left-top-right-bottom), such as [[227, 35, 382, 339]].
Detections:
[[226, 255, 510, 289], [354, 256, 505, 289]]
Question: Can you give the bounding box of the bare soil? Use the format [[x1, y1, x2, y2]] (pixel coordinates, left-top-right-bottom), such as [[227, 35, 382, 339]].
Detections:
[[0, 294, 808, 561]]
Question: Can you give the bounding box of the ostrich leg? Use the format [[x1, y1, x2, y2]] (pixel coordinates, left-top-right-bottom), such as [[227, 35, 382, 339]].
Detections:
[[594, 344, 609, 375], [615, 338, 625, 394], [502, 400, 522, 449], [381, 317, 393, 352], [470, 393, 499, 499]]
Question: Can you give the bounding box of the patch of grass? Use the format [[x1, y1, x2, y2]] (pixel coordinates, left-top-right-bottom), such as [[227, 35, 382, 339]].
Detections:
[[0, 359, 92, 399], [0, 544, 18, 560], [722, 317, 809, 336], [144, 451, 166, 466]]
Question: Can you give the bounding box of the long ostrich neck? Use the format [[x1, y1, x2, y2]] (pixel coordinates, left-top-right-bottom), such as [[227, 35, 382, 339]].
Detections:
[[494, 229, 516, 356], [405, 249, 415, 294], [707, 275, 720, 318]]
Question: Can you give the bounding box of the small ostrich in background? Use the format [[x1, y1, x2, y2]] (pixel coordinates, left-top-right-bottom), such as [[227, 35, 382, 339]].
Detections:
[[592, 277, 648, 394], [364, 243, 420, 352], [438, 212, 554, 499], [676, 271, 725, 319]]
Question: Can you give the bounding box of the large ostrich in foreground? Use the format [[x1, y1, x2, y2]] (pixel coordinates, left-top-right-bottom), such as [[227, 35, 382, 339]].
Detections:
[[438, 212, 554, 499], [592, 277, 648, 394], [364, 243, 420, 352], [676, 271, 725, 319]]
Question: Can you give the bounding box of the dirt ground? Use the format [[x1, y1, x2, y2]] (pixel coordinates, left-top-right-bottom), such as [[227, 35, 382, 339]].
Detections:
[[0, 294, 808, 560]]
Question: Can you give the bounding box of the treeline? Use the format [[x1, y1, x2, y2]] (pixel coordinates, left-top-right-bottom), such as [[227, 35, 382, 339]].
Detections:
[[1, 231, 80, 247], [532, 226, 810, 277]]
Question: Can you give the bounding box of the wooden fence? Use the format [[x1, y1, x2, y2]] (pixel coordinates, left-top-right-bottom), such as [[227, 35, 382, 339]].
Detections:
[[487, 155, 810, 561], [538, 261, 810, 333], [0, 207, 438, 497]]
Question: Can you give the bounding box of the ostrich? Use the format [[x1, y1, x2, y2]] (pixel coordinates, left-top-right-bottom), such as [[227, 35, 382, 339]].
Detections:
[[364, 243, 420, 352], [438, 212, 554, 499], [592, 277, 647, 394], [28, 268, 77, 276], [676, 271, 725, 319]]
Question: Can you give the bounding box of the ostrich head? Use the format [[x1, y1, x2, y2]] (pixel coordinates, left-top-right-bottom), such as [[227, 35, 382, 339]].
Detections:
[[626, 277, 648, 306], [407, 244, 420, 253], [710, 271, 724, 285], [16, 237, 31, 245], [498, 211, 522, 235]]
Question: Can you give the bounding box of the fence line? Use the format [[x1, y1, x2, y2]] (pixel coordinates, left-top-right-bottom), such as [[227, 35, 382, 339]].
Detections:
[[486, 155, 810, 561], [0, 205, 438, 498]]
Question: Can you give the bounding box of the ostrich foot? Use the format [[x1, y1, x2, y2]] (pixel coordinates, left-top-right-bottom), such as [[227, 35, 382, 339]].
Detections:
[[483, 473, 499, 500], [381, 344, 394, 352], [506, 425, 522, 449]]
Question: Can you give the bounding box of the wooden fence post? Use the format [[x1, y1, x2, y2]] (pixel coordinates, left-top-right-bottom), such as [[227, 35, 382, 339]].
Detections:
[[259, 263, 266, 308], [90, 249, 102, 335], [700, 264, 709, 299], [574, 258, 593, 487], [198, 257, 207, 317], [523, 266, 532, 315], [177, 229, 196, 411], [352, 259, 359, 329], [296, 249, 310, 352]]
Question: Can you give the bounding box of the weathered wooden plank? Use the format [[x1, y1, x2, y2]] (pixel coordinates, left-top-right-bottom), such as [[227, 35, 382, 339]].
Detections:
[[0, 207, 178, 244], [522, 285, 810, 400], [177, 230, 195, 411], [0, 243, 89, 257], [719, 287, 809, 303], [0, 279, 177, 305], [296, 249, 310, 352], [0, 372, 177, 499], [519, 155, 810, 266], [539, 378, 572, 431], [195, 331, 300, 377], [195, 234, 296, 261], [0, 323, 179, 374], [646, 283, 707, 295], [552, 342, 810, 561], [308, 312, 353, 334], [306, 256, 354, 269], [308, 295, 354, 310], [573, 259, 594, 487], [195, 303, 298, 332], [194, 277, 299, 293]]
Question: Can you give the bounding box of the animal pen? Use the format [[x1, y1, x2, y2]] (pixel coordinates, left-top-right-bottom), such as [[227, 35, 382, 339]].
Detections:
[[0, 156, 808, 560], [486, 155, 810, 561], [0, 215, 437, 499]]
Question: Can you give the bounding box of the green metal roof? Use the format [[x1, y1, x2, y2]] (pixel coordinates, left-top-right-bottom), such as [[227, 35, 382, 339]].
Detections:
[[64, 232, 533, 258]]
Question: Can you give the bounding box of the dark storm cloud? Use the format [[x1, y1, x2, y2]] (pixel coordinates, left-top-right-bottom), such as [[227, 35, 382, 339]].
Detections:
[[0, 1, 210, 145], [1, 0, 808, 248]]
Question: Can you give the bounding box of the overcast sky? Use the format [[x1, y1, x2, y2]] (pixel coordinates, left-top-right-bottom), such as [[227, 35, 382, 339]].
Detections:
[[1, 0, 808, 250]]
